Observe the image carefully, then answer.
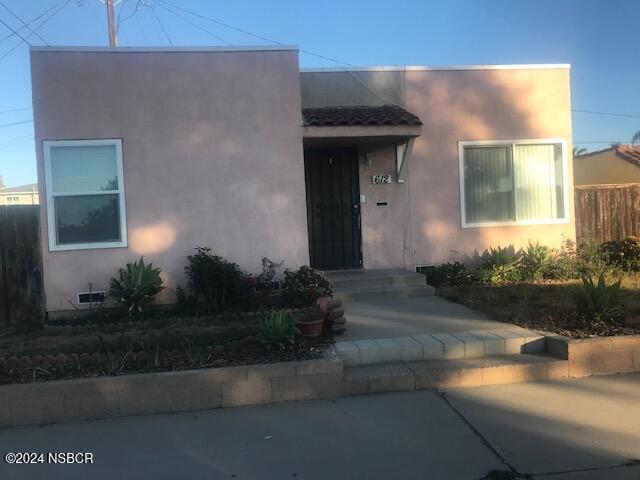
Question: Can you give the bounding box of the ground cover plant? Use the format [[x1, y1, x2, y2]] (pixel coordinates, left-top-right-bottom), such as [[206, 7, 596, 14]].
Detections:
[[0, 248, 336, 386], [432, 238, 640, 338]]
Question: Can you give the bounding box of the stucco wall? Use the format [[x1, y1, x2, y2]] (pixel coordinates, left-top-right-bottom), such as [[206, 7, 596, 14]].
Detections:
[[302, 67, 574, 268], [31, 49, 308, 311], [404, 68, 574, 266], [357, 144, 408, 269], [574, 150, 640, 185]]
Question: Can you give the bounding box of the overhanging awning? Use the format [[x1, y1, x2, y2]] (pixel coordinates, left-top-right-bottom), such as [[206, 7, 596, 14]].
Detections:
[[302, 105, 422, 181]]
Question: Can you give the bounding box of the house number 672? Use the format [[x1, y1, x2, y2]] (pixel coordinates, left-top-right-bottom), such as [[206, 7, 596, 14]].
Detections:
[[372, 174, 391, 184]]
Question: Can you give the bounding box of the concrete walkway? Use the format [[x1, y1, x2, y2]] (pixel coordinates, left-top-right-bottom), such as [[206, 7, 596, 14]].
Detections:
[[1, 373, 639, 479], [340, 295, 511, 340]]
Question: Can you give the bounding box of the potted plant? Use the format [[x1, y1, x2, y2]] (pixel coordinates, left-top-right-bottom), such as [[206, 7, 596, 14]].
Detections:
[[295, 306, 325, 337]]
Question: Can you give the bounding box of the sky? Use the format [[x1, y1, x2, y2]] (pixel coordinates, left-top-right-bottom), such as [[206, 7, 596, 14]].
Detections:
[[0, 0, 639, 187]]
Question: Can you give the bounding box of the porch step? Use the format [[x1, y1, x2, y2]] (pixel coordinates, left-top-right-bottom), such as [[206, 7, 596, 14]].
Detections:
[[344, 354, 569, 395], [333, 284, 435, 302], [335, 327, 546, 367], [325, 269, 434, 301]]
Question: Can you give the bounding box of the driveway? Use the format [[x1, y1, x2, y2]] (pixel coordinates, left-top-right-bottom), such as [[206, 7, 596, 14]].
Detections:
[[1, 373, 639, 479]]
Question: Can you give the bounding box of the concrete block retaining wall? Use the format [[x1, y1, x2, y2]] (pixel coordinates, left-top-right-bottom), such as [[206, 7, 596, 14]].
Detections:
[[3, 333, 640, 428], [0, 358, 344, 428], [547, 334, 640, 377]]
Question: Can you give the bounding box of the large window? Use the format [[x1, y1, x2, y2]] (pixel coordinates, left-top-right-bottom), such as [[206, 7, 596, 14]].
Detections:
[[43, 139, 127, 251], [459, 139, 568, 227]]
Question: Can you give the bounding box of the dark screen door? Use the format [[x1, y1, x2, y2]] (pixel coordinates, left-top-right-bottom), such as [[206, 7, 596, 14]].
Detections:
[[304, 147, 362, 270]]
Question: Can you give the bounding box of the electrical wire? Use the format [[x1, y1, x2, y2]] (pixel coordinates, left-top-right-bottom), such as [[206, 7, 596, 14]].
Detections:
[[149, 4, 172, 46], [0, 16, 32, 47], [0, 119, 33, 129], [0, 107, 31, 114], [0, 2, 59, 45], [572, 109, 640, 119], [1, 0, 70, 60], [157, 2, 231, 46], [0, 1, 49, 45]]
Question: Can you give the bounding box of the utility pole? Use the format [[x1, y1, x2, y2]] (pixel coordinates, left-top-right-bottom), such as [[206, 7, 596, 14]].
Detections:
[[105, 0, 117, 47]]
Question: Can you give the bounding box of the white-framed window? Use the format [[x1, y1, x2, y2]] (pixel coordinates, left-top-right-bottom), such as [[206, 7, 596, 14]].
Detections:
[[43, 139, 127, 251], [6, 196, 20, 204], [458, 138, 569, 228]]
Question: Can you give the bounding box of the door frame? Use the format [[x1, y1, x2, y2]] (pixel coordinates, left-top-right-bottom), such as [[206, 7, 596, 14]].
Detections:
[[304, 147, 363, 270]]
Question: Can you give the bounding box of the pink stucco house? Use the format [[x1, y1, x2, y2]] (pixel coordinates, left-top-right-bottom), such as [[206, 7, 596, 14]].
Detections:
[[30, 46, 574, 313]]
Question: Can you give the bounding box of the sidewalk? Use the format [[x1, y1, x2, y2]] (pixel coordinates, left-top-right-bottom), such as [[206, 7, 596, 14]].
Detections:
[[340, 295, 511, 340], [1, 373, 639, 479]]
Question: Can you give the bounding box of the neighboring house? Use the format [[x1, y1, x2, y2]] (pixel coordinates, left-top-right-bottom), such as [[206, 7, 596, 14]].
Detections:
[[30, 46, 573, 313], [574, 144, 640, 186], [0, 183, 39, 206]]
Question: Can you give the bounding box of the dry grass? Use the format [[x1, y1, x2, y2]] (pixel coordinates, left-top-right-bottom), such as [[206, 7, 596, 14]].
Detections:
[[438, 274, 640, 338]]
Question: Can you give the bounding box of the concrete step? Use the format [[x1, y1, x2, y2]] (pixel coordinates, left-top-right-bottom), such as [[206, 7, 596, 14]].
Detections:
[[333, 284, 435, 302], [335, 327, 546, 367], [330, 274, 427, 290], [344, 354, 568, 395]]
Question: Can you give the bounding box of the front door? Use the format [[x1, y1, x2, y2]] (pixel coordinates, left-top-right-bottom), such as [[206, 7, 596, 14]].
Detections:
[[304, 147, 362, 270]]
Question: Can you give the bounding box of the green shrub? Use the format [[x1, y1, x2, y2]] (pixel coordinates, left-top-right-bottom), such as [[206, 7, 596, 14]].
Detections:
[[283, 266, 333, 307], [109, 257, 164, 316], [574, 274, 624, 323], [477, 247, 521, 284], [184, 246, 247, 314], [520, 241, 552, 281], [256, 310, 295, 349], [598, 238, 640, 271], [427, 262, 472, 287]]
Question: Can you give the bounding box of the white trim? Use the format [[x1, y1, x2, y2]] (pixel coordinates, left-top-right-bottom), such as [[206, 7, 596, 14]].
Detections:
[[301, 64, 570, 73], [458, 138, 570, 228], [43, 138, 128, 251], [30, 45, 298, 53]]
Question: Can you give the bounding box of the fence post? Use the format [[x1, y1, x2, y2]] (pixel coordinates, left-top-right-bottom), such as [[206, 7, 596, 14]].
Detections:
[[0, 205, 44, 327]]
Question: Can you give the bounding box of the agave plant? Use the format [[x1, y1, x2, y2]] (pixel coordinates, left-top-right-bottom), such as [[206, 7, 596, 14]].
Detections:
[[256, 310, 295, 350], [521, 241, 552, 281], [109, 257, 164, 316], [575, 274, 624, 323]]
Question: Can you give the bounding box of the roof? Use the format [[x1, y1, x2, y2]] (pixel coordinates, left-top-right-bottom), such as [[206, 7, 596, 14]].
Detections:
[[302, 105, 422, 127], [615, 144, 640, 167], [302, 64, 570, 72], [0, 183, 38, 193], [577, 144, 640, 168], [30, 46, 298, 53]]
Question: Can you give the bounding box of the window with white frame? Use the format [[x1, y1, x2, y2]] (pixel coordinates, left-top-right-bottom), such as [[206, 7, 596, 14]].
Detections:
[[6, 196, 20, 204], [459, 139, 568, 227], [43, 139, 127, 251]]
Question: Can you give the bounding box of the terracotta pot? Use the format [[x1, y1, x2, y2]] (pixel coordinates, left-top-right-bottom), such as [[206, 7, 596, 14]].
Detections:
[[295, 313, 325, 337]]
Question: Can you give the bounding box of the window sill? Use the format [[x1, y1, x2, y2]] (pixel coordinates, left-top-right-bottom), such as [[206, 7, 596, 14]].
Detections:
[[461, 218, 570, 229], [48, 241, 128, 252]]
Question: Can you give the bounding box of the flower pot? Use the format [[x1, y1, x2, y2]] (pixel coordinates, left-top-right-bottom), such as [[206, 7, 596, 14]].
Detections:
[[295, 313, 325, 337]]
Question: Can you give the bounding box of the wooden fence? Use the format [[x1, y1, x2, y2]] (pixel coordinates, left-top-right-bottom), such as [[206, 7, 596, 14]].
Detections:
[[0, 205, 44, 326], [575, 183, 640, 245]]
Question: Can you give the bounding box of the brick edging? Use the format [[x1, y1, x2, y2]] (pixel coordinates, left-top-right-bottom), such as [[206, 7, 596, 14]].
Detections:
[[546, 334, 640, 378]]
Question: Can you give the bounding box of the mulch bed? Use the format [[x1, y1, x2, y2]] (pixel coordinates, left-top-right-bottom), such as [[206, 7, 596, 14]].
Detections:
[[438, 281, 640, 339], [0, 335, 333, 386]]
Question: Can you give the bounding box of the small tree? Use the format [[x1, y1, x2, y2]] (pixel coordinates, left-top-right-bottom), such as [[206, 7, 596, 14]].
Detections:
[[632, 131, 640, 147]]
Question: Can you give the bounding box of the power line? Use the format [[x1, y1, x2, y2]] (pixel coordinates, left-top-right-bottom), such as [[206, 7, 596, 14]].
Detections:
[[0, 119, 33, 129], [1, 0, 70, 60], [0, 1, 49, 45], [157, 2, 231, 46], [0, 16, 32, 47], [0, 2, 59, 45], [572, 109, 640, 119], [158, 0, 354, 67], [149, 4, 172, 46], [154, 0, 407, 106], [573, 140, 628, 144], [0, 106, 31, 114]]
